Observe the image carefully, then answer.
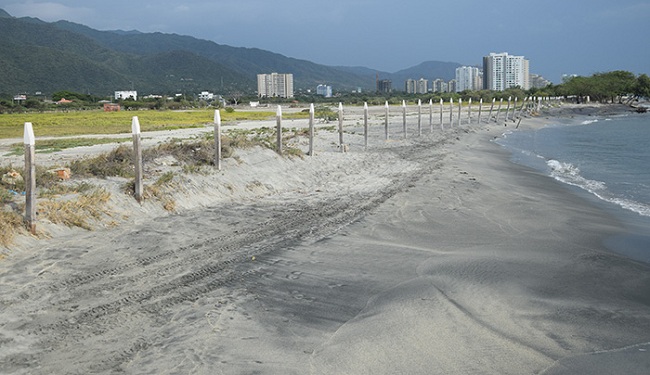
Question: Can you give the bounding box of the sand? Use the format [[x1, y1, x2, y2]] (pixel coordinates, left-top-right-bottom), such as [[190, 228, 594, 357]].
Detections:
[[1, 104, 649, 374]]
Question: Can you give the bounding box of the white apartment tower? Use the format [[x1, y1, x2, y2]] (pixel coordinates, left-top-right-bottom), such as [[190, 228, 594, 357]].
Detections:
[[483, 52, 530, 91], [455, 66, 481, 92], [257, 73, 294, 98]]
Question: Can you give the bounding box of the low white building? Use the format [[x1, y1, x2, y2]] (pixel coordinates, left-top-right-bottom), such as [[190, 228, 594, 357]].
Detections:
[[199, 91, 214, 101], [115, 90, 137, 101]]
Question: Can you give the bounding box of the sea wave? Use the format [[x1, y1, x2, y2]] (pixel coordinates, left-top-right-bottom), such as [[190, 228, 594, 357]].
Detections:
[[580, 119, 599, 125], [546, 159, 650, 217]]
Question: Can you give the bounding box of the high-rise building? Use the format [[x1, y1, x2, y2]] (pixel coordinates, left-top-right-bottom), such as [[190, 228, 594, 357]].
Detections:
[[316, 84, 332, 97], [417, 78, 429, 94], [448, 79, 457, 93], [483, 52, 530, 91], [257, 73, 294, 98], [432, 79, 448, 93], [405, 79, 416, 94], [455, 66, 481, 92], [377, 79, 392, 94]]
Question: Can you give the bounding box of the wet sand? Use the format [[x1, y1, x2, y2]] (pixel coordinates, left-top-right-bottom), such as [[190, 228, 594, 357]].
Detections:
[[1, 105, 650, 374]]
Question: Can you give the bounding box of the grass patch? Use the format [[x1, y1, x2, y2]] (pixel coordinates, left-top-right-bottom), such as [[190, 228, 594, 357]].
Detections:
[[68, 144, 134, 178], [0, 110, 277, 139], [0, 210, 24, 247], [39, 188, 112, 230]]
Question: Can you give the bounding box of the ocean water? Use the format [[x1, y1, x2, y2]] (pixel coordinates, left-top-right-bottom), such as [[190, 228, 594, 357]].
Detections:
[[495, 111, 650, 263]]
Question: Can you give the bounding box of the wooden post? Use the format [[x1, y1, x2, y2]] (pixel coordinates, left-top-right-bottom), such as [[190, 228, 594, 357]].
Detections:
[[363, 102, 369, 149], [23, 122, 36, 234], [449, 98, 453, 128], [487, 98, 495, 123], [402, 100, 407, 138], [276, 105, 283, 155], [504, 96, 512, 123], [457, 98, 462, 127], [132, 116, 143, 203], [338, 102, 344, 152], [417, 99, 422, 136], [384, 101, 389, 140], [512, 97, 518, 122], [517, 96, 528, 119], [429, 99, 433, 133], [309, 103, 315, 156], [467, 98, 472, 124], [477, 98, 483, 124], [439, 98, 444, 130], [213, 110, 222, 170], [495, 98, 503, 123]]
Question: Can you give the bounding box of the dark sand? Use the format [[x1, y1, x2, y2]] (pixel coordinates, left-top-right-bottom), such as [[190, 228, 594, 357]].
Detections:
[[1, 105, 650, 374]]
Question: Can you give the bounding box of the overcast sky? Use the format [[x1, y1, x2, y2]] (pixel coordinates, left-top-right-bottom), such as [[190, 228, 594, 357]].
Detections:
[[2, 0, 649, 83]]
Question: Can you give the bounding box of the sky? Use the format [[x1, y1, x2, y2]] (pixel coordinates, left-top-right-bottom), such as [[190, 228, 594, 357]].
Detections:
[[2, 0, 649, 83]]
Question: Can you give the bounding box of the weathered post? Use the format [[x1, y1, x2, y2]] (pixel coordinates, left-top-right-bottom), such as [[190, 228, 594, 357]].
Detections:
[[213, 110, 222, 170], [417, 99, 422, 136], [467, 98, 472, 124], [309, 103, 315, 156], [338, 102, 344, 152], [495, 98, 503, 123], [276, 105, 283, 155], [384, 101, 389, 140], [439, 98, 444, 130], [363, 102, 369, 149], [504, 96, 512, 123], [457, 98, 462, 127], [477, 98, 483, 124], [402, 100, 407, 138], [517, 96, 528, 120], [487, 98, 495, 123], [449, 98, 454, 128], [429, 99, 433, 133], [132, 116, 143, 203], [23, 122, 36, 234], [512, 97, 518, 121]]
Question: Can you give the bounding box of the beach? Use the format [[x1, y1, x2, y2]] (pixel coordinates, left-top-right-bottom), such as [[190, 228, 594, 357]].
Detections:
[[1, 104, 650, 374]]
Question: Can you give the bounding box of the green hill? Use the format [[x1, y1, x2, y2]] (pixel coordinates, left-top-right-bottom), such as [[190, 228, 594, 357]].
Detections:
[[0, 9, 463, 97]]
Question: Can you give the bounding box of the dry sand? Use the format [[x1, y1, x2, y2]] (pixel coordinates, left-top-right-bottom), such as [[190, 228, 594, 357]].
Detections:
[[1, 104, 650, 374]]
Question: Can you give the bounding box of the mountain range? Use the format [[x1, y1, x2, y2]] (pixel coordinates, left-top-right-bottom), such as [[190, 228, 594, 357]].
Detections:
[[0, 9, 462, 97]]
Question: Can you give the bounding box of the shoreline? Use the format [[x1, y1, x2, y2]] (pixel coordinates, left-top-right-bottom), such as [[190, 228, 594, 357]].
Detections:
[[1, 104, 649, 374]]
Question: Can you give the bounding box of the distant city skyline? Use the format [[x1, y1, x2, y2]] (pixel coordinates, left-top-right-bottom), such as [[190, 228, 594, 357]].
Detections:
[[1, 0, 649, 83]]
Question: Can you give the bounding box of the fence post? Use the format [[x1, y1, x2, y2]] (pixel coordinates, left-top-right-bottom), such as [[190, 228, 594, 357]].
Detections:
[[276, 105, 283, 155], [338, 102, 344, 152], [504, 96, 512, 123], [495, 98, 503, 123], [449, 98, 453, 128], [23, 122, 36, 234], [417, 99, 422, 136], [457, 98, 462, 127], [402, 100, 407, 138], [467, 98, 472, 124], [517, 96, 528, 119], [439, 98, 444, 130], [363, 102, 369, 149], [512, 97, 518, 122], [213, 110, 222, 170], [384, 101, 389, 140], [309, 103, 315, 156], [477, 98, 483, 124], [131, 116, 143, 203], [487, 98, 495, 123], [429, 99, 433, 133]]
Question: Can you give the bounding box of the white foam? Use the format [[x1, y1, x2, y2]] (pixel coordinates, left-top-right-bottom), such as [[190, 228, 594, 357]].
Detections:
[[546, 159, 650, 217]]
